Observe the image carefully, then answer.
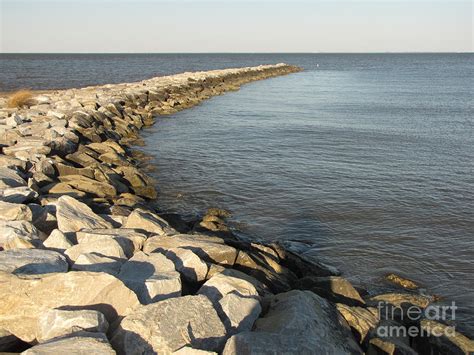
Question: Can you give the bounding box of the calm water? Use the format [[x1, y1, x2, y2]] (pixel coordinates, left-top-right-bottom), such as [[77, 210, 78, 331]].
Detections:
[[1, 54, 473, 335]]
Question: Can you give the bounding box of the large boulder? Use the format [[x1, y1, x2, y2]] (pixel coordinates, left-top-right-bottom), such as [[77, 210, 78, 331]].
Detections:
[[36, 309, 108, 342], [0, 201, 32, 221], [199, 273, 261, 335], [56, 196, 112, 233], [22, 332, 115, 354], [143, 234, 238, 266], [42, 229, 74, 252], [0, 249, 68, 275], [118, 251, 181, 304], [112, 295, 227, 354], [0, 187, 38, 204], [0, 271, 139, 342], [123, 208, 175, 235], [223, 290, 362, 354], [58, 175, 117, 198], [72, 252, 124, 275]]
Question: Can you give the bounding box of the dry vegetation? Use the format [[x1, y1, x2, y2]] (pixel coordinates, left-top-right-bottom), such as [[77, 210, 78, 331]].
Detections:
[[6, 90, 35, 108]]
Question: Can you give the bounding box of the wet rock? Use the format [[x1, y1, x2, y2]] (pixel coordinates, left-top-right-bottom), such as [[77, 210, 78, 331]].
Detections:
[[0, 201, 32, 221], [36, 309, 108, 342], [0, 167, 27, 189], [118, 251, 181, 304], [295, 275, 365, 306], [0, 186, 38, 203], [336, 303, 379, 343], [367, 337, 418, 355], [42, 229, 74, 252], [56, 195, 112, 233], [412, 320, 474, 355], [368, 293, 432, 323], [72, 252, 124, 274], [0, 271, 139, 342], [22, 332, 115, 354], [163, 247, 208, 283], [123, 208, 176, 235], [385, 273, 418, 290], [143, 234, 238, 266], [223, 290, 362, 354], [0, 249, 68, 275], [112, 295, 227, 354]]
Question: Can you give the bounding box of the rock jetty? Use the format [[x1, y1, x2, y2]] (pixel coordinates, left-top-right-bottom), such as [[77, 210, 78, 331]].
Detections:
[[0, 64, 473, 354]]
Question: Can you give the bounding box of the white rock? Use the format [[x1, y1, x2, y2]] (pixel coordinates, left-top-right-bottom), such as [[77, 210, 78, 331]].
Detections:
[[72, 252, 124, 274], [123, 208, 176, 235], [37, 309, 108, 343], [0, 249, 68, 275], [6, 113, 23, 127], [164, 247, 208, 283], [43, 229, 74, 251], [65, 238, 131, 263], [0, 220, 41, 247]]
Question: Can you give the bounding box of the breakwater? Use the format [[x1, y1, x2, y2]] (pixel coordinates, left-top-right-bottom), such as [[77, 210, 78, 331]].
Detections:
[[0, 64, 472, 354]]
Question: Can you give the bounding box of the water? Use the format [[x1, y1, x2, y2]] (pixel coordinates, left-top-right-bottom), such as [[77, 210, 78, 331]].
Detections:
[[1, 53, 473, 336]]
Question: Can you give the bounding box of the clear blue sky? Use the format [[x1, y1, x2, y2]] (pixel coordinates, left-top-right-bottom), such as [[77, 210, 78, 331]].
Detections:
[[0, 0, 472, 53]]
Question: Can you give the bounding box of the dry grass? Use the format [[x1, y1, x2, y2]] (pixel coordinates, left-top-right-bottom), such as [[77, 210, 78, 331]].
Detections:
[[6, 90, 35, 108]]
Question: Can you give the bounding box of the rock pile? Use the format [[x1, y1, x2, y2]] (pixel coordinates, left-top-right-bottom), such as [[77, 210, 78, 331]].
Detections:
[[0, 64, 472, 354]]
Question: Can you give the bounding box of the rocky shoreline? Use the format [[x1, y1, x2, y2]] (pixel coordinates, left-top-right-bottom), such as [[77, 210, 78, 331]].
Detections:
[[0, 64, 472, 354]]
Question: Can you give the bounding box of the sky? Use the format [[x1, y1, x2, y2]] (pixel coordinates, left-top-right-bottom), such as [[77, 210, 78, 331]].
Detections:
[[0, 0, 472, 53]]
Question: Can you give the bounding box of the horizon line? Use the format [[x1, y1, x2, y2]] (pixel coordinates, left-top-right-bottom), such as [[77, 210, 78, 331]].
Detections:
[[1, 51, 473, 55]]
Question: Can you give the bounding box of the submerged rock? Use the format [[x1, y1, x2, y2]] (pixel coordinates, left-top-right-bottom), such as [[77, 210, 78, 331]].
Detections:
[[385, 273, 419, 290]]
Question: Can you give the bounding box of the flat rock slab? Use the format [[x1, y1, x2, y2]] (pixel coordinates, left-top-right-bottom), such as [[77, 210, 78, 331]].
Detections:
[[36, 309, 108, 342], [123, 208, 175, 236], [76, 228, 147, 253], [112, 295, 227, 354], [22, 332, 115, 354], [0, 220, 41, 247], [0, 271, 139, 342], [143, 234, 238, 266], [56, 195, 112, 233], [0, 249, 68, 275], [223, 290, 362, 354], [0, 201, 32, 221], [0, 167, 26, 189]]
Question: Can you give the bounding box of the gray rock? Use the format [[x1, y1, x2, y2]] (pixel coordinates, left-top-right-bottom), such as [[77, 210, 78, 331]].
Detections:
[[36, 309, 108, 342], [0, 201, 32, 221], [368, 337, 418, 355], [112, 295, 227, 354], [223, 290, 362, 354], [0, 167, 26, 189], [0, 249, 68, 275], [118, 251, 181, 304], [22, 332, 115, 354], [173, 347, 217, 355], [199, 273, 261, 335], [123, 208, 176, 235], [143, 234, 238, 266], [56, 196, 112, 233], [0, 186, 38, 203]]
